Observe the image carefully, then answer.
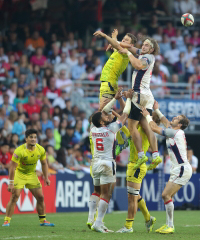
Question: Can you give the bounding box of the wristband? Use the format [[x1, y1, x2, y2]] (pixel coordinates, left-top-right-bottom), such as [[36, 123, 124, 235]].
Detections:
[[155, 109, 164, 119], [127, 51, 132, 56], [9, 180, 14, 185], [146, 115, 153, 124]]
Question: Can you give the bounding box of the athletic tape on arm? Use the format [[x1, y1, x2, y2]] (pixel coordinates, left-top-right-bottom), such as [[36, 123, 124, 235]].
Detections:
[[102, 98, 116, 113], [123, 98, 131, 115]]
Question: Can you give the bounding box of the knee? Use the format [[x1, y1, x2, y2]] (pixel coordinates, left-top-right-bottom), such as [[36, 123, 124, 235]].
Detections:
[[36, 194, 44, 203], [11, 194, 20, 203], [162, 192, 168, 201]]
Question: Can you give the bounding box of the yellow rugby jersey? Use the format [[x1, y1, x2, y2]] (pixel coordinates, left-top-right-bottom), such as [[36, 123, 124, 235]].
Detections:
[[100, 51, 129, 86], [12, 143, 46, 175], [129, 126, 150, 163]]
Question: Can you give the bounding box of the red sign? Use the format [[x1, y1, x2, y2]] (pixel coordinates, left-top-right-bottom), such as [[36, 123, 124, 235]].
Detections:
[[0, 175, 56, 214]]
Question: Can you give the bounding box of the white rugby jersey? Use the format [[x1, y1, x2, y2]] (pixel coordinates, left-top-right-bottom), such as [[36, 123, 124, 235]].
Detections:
[[91, 121, 122, 161], [162, 128, 189, 166], [132, 49, 155, 96]]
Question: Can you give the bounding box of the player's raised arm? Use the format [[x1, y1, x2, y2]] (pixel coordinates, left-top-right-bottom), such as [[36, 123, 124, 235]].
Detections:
[[118, 47, 149, 70], [153, 101, 171, 128], [7, 161, 18, 193], [141, 107, 163, 135], [93, 30, 123, 51], [119, 42, 139, 55], [106, 29, 118, 51]]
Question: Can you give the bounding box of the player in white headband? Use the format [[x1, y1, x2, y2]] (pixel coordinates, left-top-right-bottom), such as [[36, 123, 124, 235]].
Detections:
[[117, 37, 161, 171]]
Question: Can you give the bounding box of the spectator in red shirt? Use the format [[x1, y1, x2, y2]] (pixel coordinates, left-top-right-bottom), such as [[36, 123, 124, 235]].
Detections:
[[0, 142, 11, 175], [163, 22, 176, 38], [43, 76, 61, 103], [30, 47, 47, 68], [23, 95, 40, 117]]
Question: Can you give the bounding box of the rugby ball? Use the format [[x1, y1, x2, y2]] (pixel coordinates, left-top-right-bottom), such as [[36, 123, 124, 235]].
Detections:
[[181, 13, 194, 27]]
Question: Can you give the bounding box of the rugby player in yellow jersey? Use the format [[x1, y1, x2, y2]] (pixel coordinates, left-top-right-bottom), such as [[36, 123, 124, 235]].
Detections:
[[2, 129, 54, 227], [116, 112, 161, 233], [94, 29, 137, 151]]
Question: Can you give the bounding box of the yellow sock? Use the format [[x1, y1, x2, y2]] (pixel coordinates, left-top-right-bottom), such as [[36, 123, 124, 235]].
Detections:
[[116, 131, 124, 145], [138, 198, 150, 222], [4, 217, 11, 223], [125, 218, 134, 229], [121, 126, 130, 138], [39, 214, 46, 223]]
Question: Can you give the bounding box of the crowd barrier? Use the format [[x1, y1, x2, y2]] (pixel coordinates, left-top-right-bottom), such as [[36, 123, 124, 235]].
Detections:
[[0, 173, 199, 214]]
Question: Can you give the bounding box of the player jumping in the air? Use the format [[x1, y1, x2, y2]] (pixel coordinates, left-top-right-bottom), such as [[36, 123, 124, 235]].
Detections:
[[118, 37, 162, 170], [93, 29, 137, 154], [142, 101, 192, 234], [2, 129, 54, 227], [90, 89, 132, 233]]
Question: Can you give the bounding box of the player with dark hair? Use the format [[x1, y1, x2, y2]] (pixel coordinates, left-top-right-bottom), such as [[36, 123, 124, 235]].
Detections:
[[2, 129, 54, 227], [93, 29, 137, 155], [142, 101, 192, 234], [89, 89, 132, 233]]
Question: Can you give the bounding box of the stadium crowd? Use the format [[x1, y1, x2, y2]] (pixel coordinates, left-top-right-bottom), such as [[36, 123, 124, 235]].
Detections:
[[0, 0, 199, 176]]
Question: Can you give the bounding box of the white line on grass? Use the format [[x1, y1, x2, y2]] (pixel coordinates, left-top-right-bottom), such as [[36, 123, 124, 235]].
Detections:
[[2, 236, 61, 240], [185, 225, 200, 227]]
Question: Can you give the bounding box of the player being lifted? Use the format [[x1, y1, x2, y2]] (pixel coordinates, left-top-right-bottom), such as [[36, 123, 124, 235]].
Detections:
[[2, 129, 54, 227], [90, 89, 133, 233], [118, 37, 162, 170], [115, 103, 160, 233], [93, 29, 137, 154], [142, 101, 192, 234]]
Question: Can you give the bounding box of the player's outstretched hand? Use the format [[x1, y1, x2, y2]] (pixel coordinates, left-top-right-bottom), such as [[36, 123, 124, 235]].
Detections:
[[115, 87, 123, 100], [7, 184, 14, 193], [93, 31, 105, 38], [45, 179, 51, 186], [126, 89, 133, 99], [141, 107, 150, 117], [112, 29, 118, 38], [118, 48, 128, 55], [153, 100, 159, 110]]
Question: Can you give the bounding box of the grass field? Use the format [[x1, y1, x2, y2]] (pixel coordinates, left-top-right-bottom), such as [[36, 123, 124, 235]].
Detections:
[[0, 211, 200, 240]]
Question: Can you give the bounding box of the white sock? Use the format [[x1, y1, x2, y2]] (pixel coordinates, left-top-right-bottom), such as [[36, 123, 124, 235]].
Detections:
[[165, 200, 174, 228], [152, 151, 159, 159], [138, 151, 144, 159], [95, 198, 109, 227], [88, 193, 100, 221]]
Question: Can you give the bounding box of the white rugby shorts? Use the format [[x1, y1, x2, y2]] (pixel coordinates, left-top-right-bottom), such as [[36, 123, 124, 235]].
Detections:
[[169, 164, 192, 186], [132, 92, 154, 110], [92, 159, 116, 186]]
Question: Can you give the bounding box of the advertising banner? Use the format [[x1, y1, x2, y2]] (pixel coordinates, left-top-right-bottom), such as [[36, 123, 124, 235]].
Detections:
[[158, 99, 200, 122], [114, 173, 200, 211], [56, 173, 93, 212], [0, 175, 56, 214]]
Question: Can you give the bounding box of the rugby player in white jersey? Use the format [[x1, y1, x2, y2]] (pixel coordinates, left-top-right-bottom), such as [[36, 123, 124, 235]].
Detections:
[[142, 101, 192, 234], [90, 89, 133, 233], [118, 37, 162, 170]]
